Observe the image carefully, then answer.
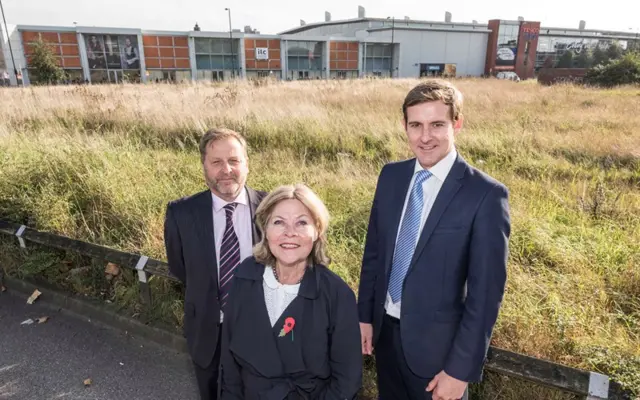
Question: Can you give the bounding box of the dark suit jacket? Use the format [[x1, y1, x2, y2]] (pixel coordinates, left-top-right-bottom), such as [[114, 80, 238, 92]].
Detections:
[[357, 154, 510, 383], [164, 187, 267, 368], [220, 257, 362, 400]]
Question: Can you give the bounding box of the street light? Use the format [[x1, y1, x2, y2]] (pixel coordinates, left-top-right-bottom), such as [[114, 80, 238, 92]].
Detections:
[[387, 16, 395, 78], [224, 7, 234, 78], [0, 0, 19, 86]]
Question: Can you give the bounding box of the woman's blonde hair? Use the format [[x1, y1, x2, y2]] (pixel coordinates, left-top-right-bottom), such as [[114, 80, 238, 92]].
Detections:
[[253, 184, 330, 267]]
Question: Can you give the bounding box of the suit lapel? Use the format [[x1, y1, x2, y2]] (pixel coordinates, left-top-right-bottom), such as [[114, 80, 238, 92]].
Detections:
[[409, 155, 467, 269], [246, 187, 261, 245], [384, 160, 416, 274], [193, 190, 218, 286]]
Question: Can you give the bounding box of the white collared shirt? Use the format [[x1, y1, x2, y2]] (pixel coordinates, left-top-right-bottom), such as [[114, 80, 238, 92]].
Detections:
[[385, 148, 458, 319], [212, 188, 253, 321], [263, 266, 300, 327]]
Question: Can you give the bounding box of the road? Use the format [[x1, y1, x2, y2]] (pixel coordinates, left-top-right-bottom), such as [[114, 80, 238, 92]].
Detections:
[[0, 290, 200, 400]]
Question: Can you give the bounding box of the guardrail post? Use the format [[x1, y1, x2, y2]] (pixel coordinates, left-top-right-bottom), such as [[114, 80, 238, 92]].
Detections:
[[586, 372, 609, 400], [135, 255, 151, 306], [15, 225, 27, 248]]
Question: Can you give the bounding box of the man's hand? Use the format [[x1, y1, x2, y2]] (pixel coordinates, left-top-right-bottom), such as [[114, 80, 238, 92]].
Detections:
[[426, 370, 467, 400], [360, 323, 373, 355]]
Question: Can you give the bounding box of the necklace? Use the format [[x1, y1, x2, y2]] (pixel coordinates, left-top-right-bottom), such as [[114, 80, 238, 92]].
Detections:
[[271, 265, 304, 285]]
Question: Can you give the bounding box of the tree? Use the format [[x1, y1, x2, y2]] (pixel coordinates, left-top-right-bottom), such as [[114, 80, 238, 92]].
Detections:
[[585, 52, 640, 87], [575, 49, 593, 68], [627, 40, 640, 54], [592, 46, 608, 66], [29, 37, 66, 85], [606, 41, 624, 61], [542, 56, 555, 69], [556, 51, 574, 68]]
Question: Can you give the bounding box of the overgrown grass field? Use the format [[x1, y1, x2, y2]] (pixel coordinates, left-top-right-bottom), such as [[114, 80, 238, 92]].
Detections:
[[0, 79, 638, 398]]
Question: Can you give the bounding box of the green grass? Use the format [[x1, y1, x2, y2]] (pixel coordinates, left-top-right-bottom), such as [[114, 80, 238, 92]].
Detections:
[[0, 79, 638, 398]]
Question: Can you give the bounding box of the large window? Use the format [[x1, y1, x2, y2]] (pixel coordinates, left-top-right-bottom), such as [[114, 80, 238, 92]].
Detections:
[[287, 41, 323, 72], [496, 23, 519, 66], [363, 44, 392, 77], [194, 38, 239, 80]]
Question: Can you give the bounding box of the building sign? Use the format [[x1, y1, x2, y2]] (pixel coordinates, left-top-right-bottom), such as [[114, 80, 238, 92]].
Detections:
[[522, 27, 539, 41], [256, 47, 268, 60], [497, 47, 516, 63]]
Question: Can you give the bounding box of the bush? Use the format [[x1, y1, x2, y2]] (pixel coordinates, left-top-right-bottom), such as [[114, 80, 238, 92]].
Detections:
[[585, 53, 640, 87]]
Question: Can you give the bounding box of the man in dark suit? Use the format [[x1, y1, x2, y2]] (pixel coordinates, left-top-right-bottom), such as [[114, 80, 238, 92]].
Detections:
[[358, 80, 510, 400], [164, 128, 267, 400]]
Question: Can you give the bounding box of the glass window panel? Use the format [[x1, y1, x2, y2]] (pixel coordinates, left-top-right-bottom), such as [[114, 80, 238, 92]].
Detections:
[[311, 57, 323, 70], [175, 71, 191, 81], [382, 57, 391, 69], [221, 40, 232, 54], [287, 57, 298, 70], [197, 70, 212, 80], [223, 55, 237, 69], [365, 58, 373, 70], [300, 58, 312, 70], [196, 55, 211, 69], [211, 55, 224, 69], [211, 39, 223, 54], [383, 45, 392, 57], [195, 38, 211, 54], [104, 35, 122, 69], [373, 58, 383, 70]]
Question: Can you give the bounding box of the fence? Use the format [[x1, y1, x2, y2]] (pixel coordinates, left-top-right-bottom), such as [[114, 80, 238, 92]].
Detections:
[[0, 219, 634, 400]]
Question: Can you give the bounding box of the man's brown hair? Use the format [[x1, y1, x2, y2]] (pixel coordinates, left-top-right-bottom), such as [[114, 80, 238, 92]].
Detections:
[[199, 128, 248, 162], [402, 79, 464, 123]]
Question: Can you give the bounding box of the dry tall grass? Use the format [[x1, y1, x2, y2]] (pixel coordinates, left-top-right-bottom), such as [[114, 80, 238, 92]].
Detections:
[[0, 79, 639, 398]]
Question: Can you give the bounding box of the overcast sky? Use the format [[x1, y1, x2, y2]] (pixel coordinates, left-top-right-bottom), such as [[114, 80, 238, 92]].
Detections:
[[3, 0, 639, 35]]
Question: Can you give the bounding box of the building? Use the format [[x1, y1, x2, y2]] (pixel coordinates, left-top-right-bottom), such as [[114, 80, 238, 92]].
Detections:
[[1, 7, 638, 86]]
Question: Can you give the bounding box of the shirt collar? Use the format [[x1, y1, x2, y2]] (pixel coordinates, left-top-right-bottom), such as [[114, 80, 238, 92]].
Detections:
[[414, 147, 458, 182], [235, 257, 319, 299], [263, 266, 301, 293], [211, 187, 248, 212]]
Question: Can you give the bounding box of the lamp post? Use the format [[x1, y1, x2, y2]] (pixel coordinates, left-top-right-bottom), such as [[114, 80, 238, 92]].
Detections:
[[387, 16, 395, 78], [224, 7, 234, 78], [0, 0, 19, 86]]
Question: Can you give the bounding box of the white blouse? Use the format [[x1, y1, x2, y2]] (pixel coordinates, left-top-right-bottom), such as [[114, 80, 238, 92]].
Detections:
[[263, 266, 300, 327]]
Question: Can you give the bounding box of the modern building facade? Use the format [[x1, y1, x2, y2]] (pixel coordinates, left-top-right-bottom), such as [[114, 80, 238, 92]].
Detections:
[[1, 8, 638, 86]]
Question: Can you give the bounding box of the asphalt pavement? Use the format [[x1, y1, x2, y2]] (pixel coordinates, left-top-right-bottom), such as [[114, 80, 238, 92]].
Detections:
[[0, 290, 200, 400]]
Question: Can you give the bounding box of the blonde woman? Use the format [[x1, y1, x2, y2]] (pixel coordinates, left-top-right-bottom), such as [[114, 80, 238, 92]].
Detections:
[[220, 184, 362, 400]]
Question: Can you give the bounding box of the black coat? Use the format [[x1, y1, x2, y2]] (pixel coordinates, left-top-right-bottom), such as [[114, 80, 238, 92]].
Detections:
[[163, 187, 267, 368], [221, 256, 362, 400]]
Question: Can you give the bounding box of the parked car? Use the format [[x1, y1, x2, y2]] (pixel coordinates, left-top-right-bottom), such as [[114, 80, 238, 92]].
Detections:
[[496, 71, 521, 82]]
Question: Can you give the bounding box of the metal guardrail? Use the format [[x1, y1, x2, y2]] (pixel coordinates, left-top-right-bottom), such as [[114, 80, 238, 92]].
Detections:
[[0, 219, 634, 399]]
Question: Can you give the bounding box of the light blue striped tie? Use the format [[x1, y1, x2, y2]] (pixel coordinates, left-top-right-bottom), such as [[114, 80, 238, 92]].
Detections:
[[388, 169, 432, 303]]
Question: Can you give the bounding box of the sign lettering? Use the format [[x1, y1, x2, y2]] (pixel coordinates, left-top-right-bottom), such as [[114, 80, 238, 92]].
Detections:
[[256, 47, 268, 60]]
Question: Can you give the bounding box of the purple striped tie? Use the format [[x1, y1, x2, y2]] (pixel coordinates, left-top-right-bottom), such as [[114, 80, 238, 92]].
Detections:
[[219, 202, 240, 310]]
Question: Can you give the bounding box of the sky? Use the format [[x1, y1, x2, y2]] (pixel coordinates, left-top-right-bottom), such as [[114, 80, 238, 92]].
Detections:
[[3, 0, 639, 35]]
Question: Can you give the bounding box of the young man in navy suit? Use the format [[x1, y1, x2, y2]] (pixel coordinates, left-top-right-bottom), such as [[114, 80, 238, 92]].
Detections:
[[357, 80, 510, 400]]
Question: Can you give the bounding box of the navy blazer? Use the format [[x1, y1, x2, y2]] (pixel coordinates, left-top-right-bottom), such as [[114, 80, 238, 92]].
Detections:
[[357, 154, 510, 383], [221, 256, 362, 400], [163, 187, 267, 368]]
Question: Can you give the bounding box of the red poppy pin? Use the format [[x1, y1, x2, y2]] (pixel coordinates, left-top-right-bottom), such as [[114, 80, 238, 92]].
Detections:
[[278, 317, 296, 341]]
